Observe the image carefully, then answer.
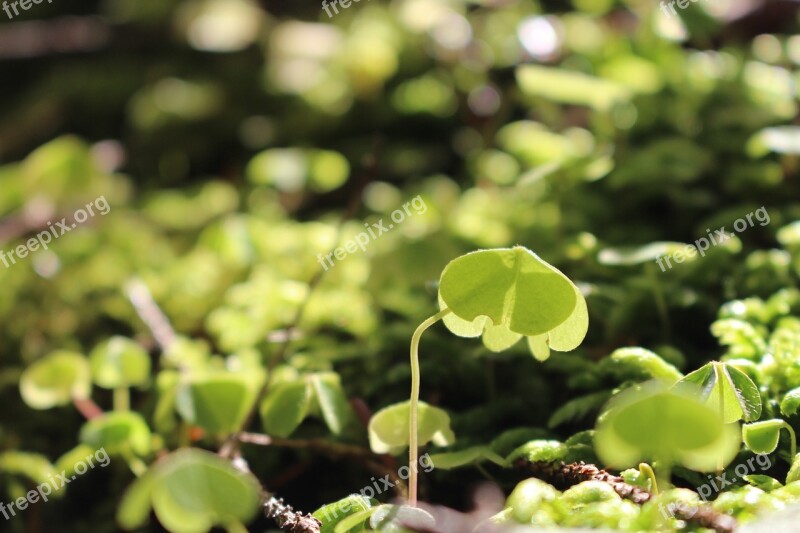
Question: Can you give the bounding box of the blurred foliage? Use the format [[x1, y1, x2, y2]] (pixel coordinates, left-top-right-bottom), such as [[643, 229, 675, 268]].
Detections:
[[2, 0, 800, 531]]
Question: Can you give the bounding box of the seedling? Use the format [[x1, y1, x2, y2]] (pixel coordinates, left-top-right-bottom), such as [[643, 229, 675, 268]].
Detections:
[[404, 246, 588, 505], [595, 381, 741, 490], [742, 419, 797, 461]]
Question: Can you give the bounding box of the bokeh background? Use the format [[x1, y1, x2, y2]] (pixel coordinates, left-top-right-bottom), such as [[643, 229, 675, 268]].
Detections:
[[2, 0, 800, 531]]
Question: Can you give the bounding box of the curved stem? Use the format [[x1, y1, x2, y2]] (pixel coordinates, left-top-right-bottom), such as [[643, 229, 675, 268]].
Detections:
[[782, 421, 797, 460], [639, 463, 659, 495], [409, 308, 451, 507]]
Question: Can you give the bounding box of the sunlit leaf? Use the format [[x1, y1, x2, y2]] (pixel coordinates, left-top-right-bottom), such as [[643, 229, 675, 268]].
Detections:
[[117, 449, 261, 532], [676, 361, 762, 423], [368, 401, 455, 455], [20, 351, 91, 410], [90, 337, 151, 389], [79, 412, 151, 457], [596, 381, 740, 472]]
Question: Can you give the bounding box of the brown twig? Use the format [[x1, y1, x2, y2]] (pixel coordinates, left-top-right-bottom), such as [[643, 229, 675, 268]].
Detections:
[[263, 495, 321, 533], [513, 459, 736, 533], [238, 432, 407, 498]]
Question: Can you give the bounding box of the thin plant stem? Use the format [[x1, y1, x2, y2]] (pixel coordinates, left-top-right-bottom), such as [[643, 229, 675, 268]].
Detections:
[[409, 308, 451, 507], [114, 387, 130, 412], [638, 463, 659, 495], [782, 421, 797, 460]]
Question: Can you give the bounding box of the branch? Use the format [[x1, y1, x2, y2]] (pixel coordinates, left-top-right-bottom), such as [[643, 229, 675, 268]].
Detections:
[[238, 433, 407, 498], [125, 278, 176, 351], [263, 496, 321, 533], [514, 459, 736, 533]]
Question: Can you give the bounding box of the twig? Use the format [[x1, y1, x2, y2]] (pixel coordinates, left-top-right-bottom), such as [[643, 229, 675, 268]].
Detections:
[[513, 459, 736, 533], [238, 432, 407, 497], [125, 278, 176, 351], [262, 496, 321, 533]]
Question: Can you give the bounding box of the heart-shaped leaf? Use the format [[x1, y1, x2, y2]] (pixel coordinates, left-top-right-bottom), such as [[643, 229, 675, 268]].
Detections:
[[117, 449, 261, 532], [368, 401, 454, 455], [743, 419, 795, 457], [260, 380, 312, 438], [19, 351, 91, 409], [176, 373, 261, 436], [675, 361, 762, 423], [90, 337, 151, 389], [596, 381, 740, 472], [438, 247, 587, 360], [79, 411, 151, 456]]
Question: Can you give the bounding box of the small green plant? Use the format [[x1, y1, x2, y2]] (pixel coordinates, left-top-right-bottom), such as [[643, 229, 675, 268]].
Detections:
[[397, 246, 588, 505], [743, 419, 797, 460], [595, 381, 741, 490]]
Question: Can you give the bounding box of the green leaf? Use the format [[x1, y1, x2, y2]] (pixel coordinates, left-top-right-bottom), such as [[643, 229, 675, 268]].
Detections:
[[516, 65, 630, 111], [781, 388, 800, 416], [439, 247, 576, 336], [743, 420, 791, 455], [313, 495, 374, 533], [368, 401, 455, 455], [309, 373, 354, 436], [79, 411, 151, 456], [505, 478, 560, 523], [608, 347, 683, 382], [481, 323, 522, 352], [0, 452, 58, 486], [333, 508, 378, 533], [55, 444, 103, 478], [259, 380, 312, 438], [596, 381, 740, 472], [90, 337, 151, 389], [176, 373, 261, 436], [427, 446, 508, 470], [117, 449, 261, 532], [676, 361, 762, 423], [19, 351, 91, 409], [438, 247, 588, 361], [744, 474, 783, 492], [507, 440, 568, 463]]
